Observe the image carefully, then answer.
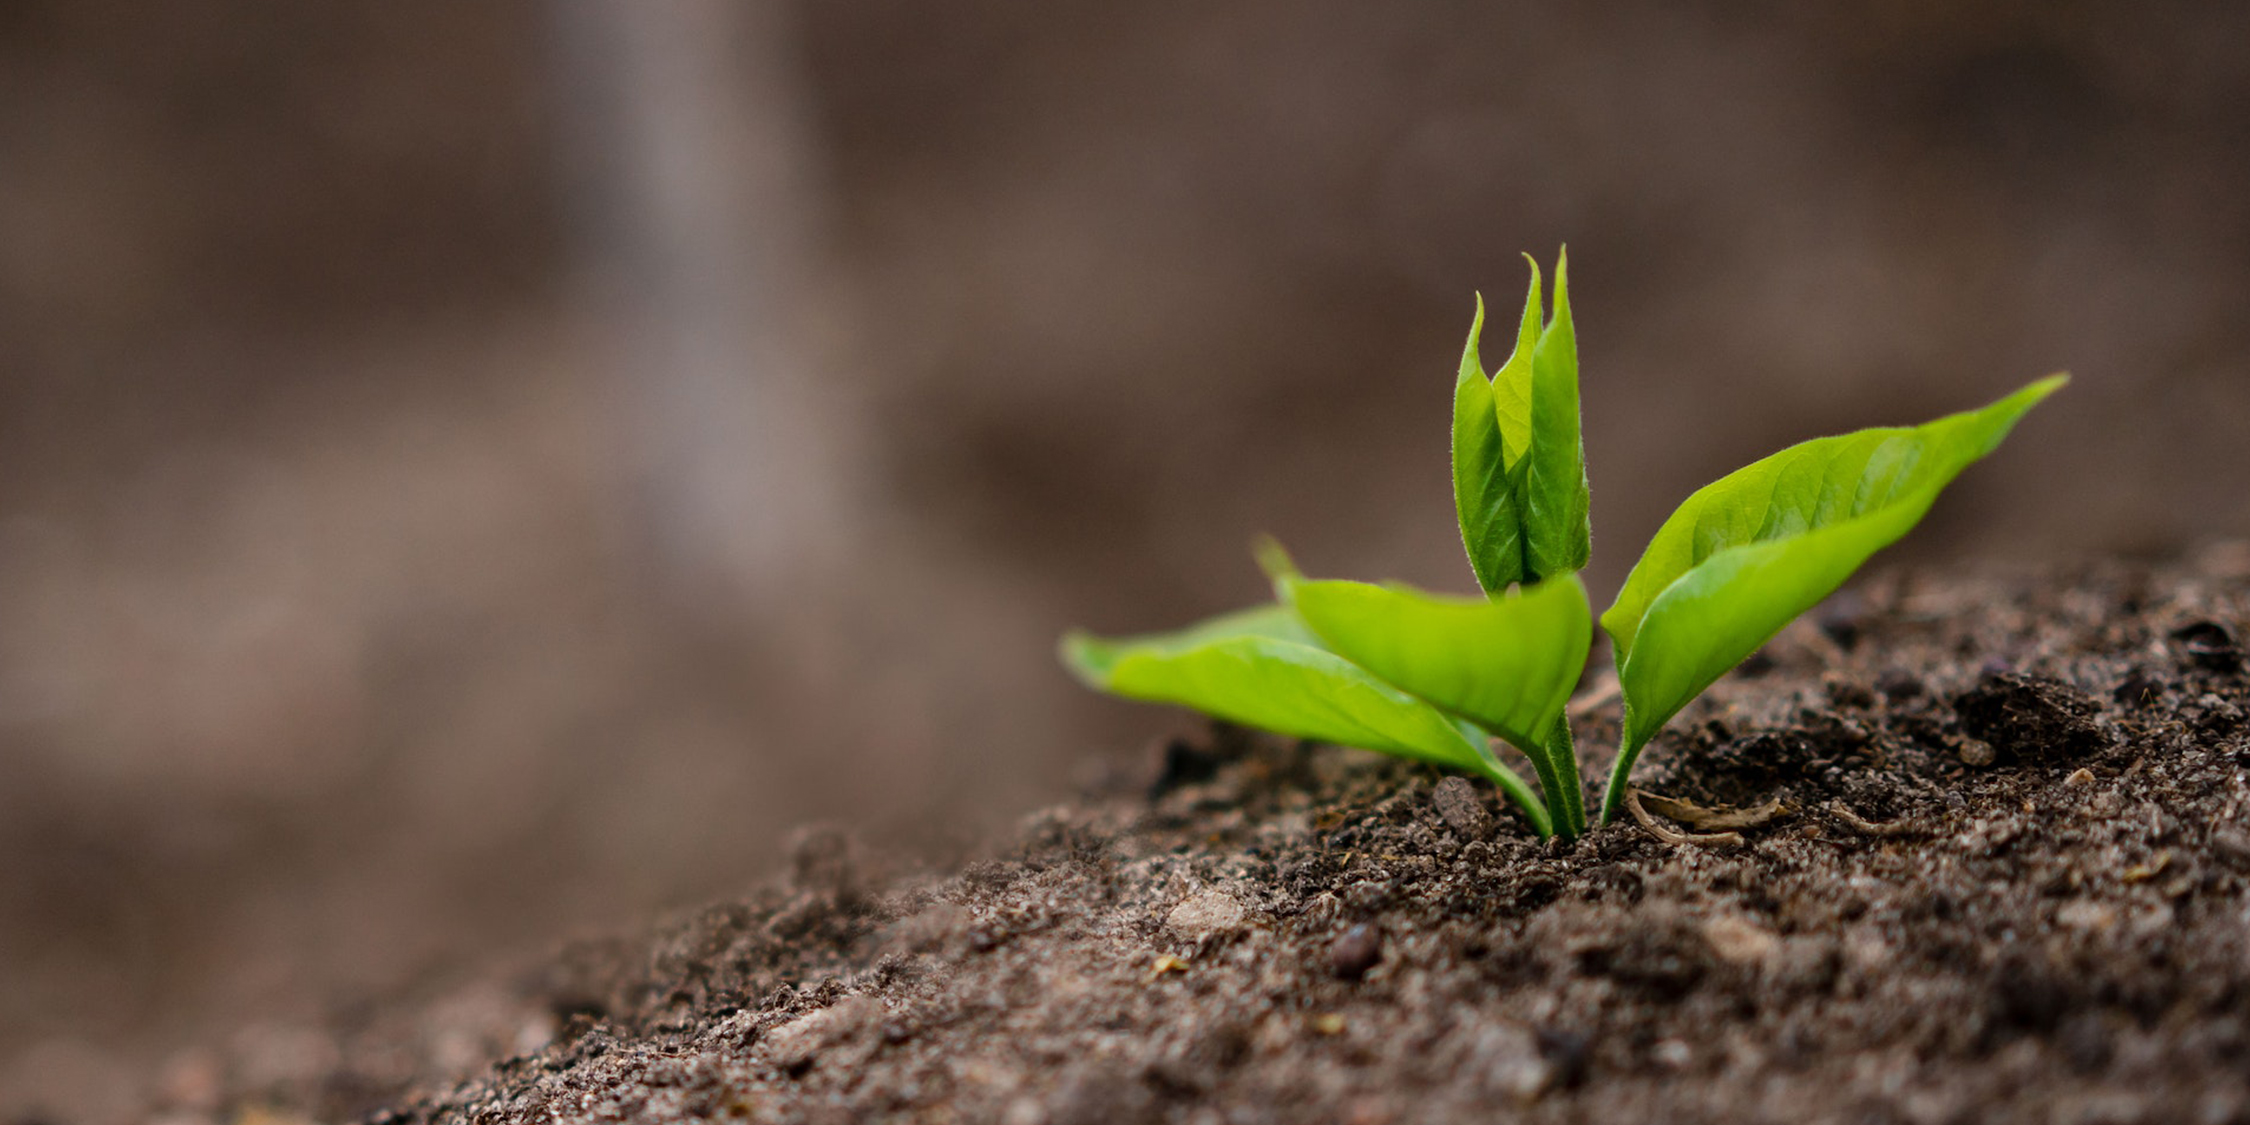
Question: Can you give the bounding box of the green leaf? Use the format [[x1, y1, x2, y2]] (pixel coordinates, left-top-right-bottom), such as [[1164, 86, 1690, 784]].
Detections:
[[1452, 282, 1531, 593], [1523, 249, 1590, 580], [1490, 261, 1543, 474], [1596, 374, 2067, 822], [1062, 603, 1553, 836], [1274, 570, 1590, 755], [1452, 252, 1589, 593], [1273, 567, 1593, 836]]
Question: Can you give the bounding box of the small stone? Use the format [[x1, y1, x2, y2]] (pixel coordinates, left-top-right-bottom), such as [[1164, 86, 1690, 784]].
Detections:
[[2064, 767, 2095, 787], [1466, 1023, 1552, 1102], [2056, 900, 2119, 933], [1958, 738, 1996, 768], [1651, 1038, 1694, 1069], [1329, 924, 1384, 980], [1431, 776, 1492, 840], [1700, 914, 1779, 966], [1166, 889, 1247, 941]]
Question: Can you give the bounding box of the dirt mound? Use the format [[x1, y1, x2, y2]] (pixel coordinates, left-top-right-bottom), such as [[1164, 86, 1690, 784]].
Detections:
[[131, 555, 2250, 1124]]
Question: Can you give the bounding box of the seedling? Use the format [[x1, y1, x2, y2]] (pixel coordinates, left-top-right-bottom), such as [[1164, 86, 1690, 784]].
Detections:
[[1063, 251, 2064, 839]]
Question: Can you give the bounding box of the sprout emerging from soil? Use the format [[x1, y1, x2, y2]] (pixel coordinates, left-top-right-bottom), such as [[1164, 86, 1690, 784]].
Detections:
[[1063, 251, 2064, 839]]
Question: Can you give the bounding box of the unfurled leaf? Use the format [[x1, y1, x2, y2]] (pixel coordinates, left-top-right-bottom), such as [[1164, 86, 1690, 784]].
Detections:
[[1062, 604, 1553, 836], [1263, 544, 1592, 834], [1596, 375, 2066, 822]]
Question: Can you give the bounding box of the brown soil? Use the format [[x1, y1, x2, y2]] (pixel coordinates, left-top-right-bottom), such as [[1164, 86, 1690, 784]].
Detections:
[[123, 552, 2250, 1125]]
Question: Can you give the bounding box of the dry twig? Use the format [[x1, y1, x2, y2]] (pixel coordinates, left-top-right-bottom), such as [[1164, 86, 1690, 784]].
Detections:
[[1625, 788, 1745, 848], [1636, 791, 1791, 832], [1825, 800, 1925, 838]]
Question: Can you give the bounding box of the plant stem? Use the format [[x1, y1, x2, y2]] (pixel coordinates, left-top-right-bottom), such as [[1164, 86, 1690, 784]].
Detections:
[[1597, 717, 1651, 826], [1543, 720, 1588, 837], [1514, 734, 1572, 841]]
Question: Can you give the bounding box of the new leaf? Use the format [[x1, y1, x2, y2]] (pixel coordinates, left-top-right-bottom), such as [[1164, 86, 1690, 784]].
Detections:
[[1596, 375, 2067, 822], [1453, 251, 1590, 594]]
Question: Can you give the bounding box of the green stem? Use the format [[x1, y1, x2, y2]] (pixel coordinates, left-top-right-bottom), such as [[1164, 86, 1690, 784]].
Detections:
[[1597, 706, 1651, 826], [1543, 720, 1587, 837], [1514, 732, 1573, 842]]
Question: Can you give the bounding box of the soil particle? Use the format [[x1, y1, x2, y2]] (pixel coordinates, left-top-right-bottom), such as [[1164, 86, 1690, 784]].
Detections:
[[1326, 924, 1383, 980], [1429, 776, 1492, 841], [2171, 620, 2244, 673], [1953, 671, 2113, 765], [126, 555, 2250, 1124], [1165, 890, 1247, 942]]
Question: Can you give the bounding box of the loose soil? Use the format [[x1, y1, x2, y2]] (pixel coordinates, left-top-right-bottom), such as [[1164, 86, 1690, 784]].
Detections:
[[125, 552, 2250, 1125]]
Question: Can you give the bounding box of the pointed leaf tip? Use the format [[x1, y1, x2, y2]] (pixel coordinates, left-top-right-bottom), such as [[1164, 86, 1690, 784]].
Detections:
[[1253, 536, 1301, 589]]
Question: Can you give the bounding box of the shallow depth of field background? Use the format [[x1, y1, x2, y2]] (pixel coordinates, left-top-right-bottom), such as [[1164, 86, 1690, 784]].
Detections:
[[4, 2, 2247, 1116]]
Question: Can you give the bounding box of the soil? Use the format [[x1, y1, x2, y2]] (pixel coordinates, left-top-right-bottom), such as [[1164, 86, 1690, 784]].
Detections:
[[115, 550, 2250, 1125]]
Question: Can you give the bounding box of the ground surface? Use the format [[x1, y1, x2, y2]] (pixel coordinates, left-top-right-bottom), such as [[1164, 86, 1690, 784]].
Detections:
[[123, 552, 2250, 1125]]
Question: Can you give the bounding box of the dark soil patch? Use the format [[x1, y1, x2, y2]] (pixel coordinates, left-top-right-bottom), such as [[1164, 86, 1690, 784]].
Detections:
[[128, 555, 2250, 1124]]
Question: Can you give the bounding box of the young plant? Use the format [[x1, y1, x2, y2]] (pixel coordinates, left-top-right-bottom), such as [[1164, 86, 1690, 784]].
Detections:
[[1062, 250, 2063, 840]]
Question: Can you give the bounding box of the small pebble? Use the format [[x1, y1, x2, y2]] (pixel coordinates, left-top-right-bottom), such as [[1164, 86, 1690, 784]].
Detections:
[[1431, 776, 1492, 840], [1958, 738, 1996, 768], [1652, 1038, 1694, 1069], [1166, 889, 1246, 941], [2056, 900, 2118, 933], [1329, 924, 1384, 980], [1700, 914, 1779, 966]]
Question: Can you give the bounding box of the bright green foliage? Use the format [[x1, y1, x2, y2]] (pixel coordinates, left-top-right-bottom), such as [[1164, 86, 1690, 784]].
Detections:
[[1061, 607, 1552, 836], [1063, 249, 2065, 842], [1453, 252, 1590, 595], [1264, 543, 1592, 836], [1595, 375, 2067, 822]]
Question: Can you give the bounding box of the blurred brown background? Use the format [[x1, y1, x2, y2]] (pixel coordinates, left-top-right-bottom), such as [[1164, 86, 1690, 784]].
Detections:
[[3, 1, 2246, 1116]]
